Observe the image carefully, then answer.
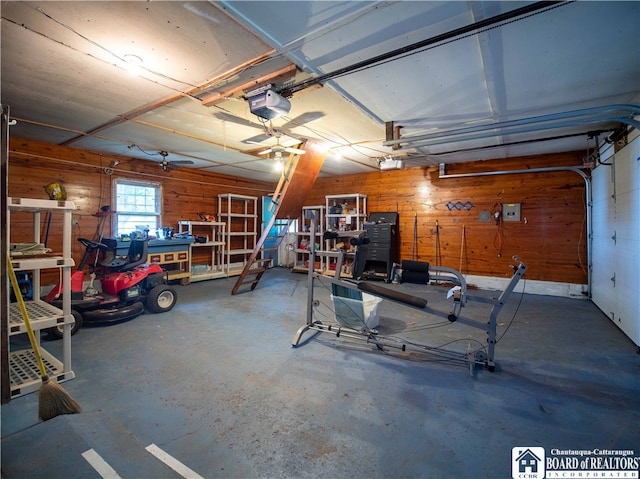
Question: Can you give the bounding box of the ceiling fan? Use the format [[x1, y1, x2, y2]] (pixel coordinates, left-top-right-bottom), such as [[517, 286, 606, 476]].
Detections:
[[258, 132, 306, 159], [213, 111, 324, 146], [158, 150, 194, 172]]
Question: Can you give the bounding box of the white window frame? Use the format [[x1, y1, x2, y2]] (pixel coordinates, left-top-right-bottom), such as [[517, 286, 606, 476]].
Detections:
[[113, 178, 162, 237]]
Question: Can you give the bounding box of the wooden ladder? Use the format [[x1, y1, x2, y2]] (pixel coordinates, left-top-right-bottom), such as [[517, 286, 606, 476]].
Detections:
[[230, 215, 294, 295], [230, 141, 326, 295]]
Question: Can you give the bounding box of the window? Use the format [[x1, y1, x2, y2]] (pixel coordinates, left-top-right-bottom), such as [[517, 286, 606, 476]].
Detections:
[[113, 178, 162, 237]]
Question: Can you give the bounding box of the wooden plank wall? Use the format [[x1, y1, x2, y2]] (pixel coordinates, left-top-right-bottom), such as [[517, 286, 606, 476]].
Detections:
[[6, 138, 588, 285], [7, 138, 276, 284], [305, 152, 588, 284]]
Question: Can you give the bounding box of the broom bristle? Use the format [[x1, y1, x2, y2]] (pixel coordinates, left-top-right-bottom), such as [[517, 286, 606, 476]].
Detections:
[[38, 377, 82, 421]]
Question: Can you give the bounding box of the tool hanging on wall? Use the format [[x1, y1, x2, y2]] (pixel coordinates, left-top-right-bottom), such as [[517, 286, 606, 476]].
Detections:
[[42, 182, 67, 247], [459, 224, 466, 274], [41, 212, 52, 248], [412, 212, 417, 260], [434, 220, 441, 268], [491, 202, 504, 257], [92, 206, 112, 241]]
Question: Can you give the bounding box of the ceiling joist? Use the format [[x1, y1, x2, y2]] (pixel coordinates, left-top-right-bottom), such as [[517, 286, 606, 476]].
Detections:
[[200, 64, 298, 106]]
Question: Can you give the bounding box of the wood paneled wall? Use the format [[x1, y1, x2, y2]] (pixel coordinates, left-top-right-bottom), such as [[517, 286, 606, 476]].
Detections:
[[306, 152, 588, 284], [7, 138, 588, 285], [7, 138, 275, 284]]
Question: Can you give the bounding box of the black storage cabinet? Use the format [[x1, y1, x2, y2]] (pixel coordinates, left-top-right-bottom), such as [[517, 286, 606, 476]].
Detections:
[[362, 212, 398, 281]]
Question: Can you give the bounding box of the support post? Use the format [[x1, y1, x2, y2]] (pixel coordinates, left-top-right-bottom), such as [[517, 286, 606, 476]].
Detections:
[[485, 259, 528, 370]]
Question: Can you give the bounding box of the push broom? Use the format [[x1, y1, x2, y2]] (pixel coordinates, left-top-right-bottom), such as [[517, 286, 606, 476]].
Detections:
[[7, 254, 81, 421]]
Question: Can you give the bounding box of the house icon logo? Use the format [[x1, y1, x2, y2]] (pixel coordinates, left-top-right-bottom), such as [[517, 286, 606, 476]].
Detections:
[[512, 447, 545, 479]]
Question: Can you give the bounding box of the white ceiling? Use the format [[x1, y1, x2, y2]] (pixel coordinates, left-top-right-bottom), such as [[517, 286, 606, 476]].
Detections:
[[2, 1, 639, 181]]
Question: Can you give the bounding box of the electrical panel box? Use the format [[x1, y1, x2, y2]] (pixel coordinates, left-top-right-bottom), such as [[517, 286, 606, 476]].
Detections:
[[502, 203, 521, 222]]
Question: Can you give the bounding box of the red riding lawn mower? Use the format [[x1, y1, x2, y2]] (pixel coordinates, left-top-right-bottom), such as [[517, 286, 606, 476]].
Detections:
[[45, 237, 178, 338]]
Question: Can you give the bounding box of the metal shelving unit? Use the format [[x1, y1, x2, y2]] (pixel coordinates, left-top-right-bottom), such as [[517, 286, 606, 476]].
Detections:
[[291, 205, 325, 273], [178, 220, 227, 281], [325, 194, 367, 233], [6, 197, 76, 398], [324, 194, 367, 275]]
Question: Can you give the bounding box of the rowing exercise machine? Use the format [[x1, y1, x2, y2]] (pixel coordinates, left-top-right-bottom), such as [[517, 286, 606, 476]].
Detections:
[[291, 211, 527, 374]]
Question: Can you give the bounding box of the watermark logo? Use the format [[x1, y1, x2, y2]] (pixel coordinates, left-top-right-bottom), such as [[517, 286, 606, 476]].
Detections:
[[512, 447, 546, 479], [512, 447, 639, 478]]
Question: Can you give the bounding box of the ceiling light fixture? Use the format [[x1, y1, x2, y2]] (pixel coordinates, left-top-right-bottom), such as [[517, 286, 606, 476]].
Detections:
[[123, 54, 144, 76], [103, 159, 120, 175], [378, 156, 405, 171]]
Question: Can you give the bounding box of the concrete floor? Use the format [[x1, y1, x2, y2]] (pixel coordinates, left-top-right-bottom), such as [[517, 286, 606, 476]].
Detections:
[[2, 267, 639, 479]]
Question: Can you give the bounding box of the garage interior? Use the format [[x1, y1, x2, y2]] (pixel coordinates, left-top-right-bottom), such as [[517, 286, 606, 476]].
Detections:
[[1, 2, 639, 478]]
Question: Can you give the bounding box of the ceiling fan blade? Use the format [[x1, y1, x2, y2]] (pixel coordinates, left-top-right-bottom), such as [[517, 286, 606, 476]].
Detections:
[[284, 147, 306, 155], [243, 145, 268, 156], [258, 148, 272, 155], [169, 160, 194, 165], [282, 137, 306, 147], [280, 111, 325, 130], [243, 133, 272, 145], [214, 112, 263, 129]]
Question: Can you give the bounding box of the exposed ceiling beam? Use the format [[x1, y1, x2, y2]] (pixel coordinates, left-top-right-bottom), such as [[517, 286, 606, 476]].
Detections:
[[60, 50, 277, 146], [131, 119, 244, 155], [200, 64, 298, 106]]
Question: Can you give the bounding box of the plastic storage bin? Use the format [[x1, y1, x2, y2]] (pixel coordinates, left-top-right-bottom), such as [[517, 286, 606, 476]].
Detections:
[[331, 292, 382, 331]]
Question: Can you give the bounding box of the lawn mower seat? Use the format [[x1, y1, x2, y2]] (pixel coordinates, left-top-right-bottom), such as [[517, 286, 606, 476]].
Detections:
[[104, 239, 149, 272]]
